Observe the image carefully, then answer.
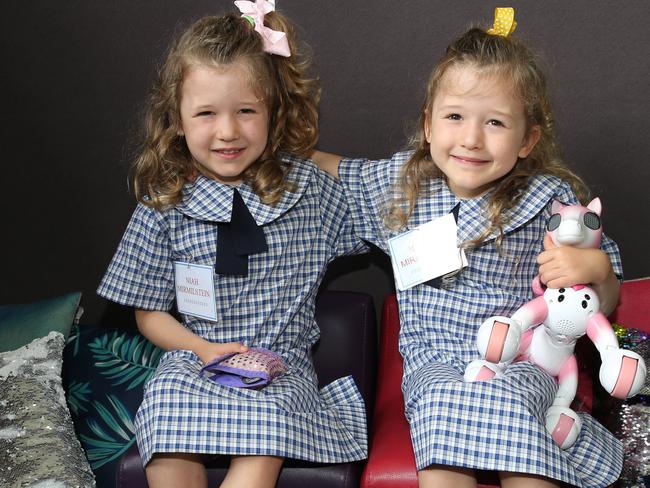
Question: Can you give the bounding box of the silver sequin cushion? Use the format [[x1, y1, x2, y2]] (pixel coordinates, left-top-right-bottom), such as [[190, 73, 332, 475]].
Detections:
[[0, 331, 95, 487]]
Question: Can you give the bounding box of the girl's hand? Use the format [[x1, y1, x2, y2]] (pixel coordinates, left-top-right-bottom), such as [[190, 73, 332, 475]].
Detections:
[[537, 234, 620, 314], [134, 310, 250, 364], [311, 150, 342, 178], [196, 341, 249, 365], [537, 234, 611, 288]]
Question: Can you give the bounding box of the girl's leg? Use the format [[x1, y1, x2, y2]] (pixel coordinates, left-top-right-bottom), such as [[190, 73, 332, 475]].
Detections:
[[499, 471, 561, 488], [418, 465, 477, 488], [220, 455, 284, 488], [145, 453, 208, 488]]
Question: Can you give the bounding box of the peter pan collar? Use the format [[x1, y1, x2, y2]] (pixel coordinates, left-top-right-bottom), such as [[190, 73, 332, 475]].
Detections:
[[449, 174, 564, 245], [175, 154, 313, 225]]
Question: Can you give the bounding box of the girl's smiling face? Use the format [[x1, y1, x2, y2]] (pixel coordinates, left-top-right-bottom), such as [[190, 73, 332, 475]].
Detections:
[[179, 61, 269, 185], [425, 64, 540, 199]]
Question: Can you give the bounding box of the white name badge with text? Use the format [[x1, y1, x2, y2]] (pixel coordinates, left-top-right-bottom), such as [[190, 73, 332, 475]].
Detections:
[[174, 261, 218, 321], [388, 213, 467, 291]]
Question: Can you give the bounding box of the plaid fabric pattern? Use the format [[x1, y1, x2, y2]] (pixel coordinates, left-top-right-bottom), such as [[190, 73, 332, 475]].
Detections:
[[339, 151, 624, 487], [97, 155, 367, 465]]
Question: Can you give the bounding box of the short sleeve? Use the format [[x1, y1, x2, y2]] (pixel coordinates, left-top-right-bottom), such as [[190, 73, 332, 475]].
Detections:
[[314, 169, 367, 259], [97, 203, 175, 310], [338, 153, 404, 250]]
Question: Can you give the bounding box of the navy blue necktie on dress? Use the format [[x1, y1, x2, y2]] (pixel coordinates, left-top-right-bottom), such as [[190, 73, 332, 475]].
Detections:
[[214, 189, 268, 276], [424, 202, 461, 289]]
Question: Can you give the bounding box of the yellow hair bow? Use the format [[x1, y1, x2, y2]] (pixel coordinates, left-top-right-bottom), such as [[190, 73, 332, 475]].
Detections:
[[487, 7, 517, 37]]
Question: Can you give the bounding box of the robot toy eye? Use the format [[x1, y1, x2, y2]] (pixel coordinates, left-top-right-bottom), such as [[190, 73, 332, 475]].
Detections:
[[583, 212, 601, 230], [547, 214, 561, 231]]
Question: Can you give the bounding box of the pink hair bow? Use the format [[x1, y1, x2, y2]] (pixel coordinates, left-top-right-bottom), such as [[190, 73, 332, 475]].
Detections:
[[234, 0, 291, 57]]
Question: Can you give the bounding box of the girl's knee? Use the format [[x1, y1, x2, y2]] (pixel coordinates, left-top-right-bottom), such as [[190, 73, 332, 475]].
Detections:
[[222, 455, 284, 488], [230, 454, 284, 472], [499, 471, 560, 488], [146, 453, 207, 488], [418, 464, 477, 488]]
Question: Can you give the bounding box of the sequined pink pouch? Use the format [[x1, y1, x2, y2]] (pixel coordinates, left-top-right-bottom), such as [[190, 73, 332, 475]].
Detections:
[[200, 347, 288, 389]]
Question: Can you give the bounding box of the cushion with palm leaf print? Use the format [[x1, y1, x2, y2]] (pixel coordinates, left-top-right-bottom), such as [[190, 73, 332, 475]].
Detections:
[[62, 323, 163, 488]]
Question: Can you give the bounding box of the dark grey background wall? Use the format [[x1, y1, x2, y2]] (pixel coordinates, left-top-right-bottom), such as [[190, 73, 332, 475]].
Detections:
[[1, 1, 649, 324]]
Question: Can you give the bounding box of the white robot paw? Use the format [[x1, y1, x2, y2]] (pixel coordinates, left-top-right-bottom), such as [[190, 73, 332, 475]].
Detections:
[[476, 316, 522, 364], [599, 349, 647, 399], [546, 406, 582, 450], [463, 360, 505, 382]]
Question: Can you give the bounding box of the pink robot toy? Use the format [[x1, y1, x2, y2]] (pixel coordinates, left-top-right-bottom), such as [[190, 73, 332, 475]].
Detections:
[[464, 198, 647, 449]]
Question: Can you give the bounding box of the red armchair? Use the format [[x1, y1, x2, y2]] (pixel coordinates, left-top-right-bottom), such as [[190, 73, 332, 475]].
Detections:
[[361, 278, 650, 488]]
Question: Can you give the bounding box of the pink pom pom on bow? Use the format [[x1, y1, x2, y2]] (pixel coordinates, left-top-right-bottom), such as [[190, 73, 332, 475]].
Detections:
[[234, 0, 291, 57]]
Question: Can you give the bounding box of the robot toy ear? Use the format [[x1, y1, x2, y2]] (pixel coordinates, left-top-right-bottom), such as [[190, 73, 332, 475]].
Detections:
[[551, 199, 566, 214], [586, 197, 602, 216]]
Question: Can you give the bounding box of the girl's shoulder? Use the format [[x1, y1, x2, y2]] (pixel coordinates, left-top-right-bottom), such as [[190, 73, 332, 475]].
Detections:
[[338, 150, 416, 191], [526, 174, 578, 206], [113, 200, 176, 246], [341, 150, 414, 170], [287, 153, 353, 209], [279, 152, 331, 198], [280, 152, 318, 185], [498, 174, 577, 235], [132, 198, 175, 227]]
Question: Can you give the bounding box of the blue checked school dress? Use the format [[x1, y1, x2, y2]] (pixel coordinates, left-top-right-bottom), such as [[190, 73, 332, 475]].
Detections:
[[338, 151, 623, 488], [97, 155, 368, 466]]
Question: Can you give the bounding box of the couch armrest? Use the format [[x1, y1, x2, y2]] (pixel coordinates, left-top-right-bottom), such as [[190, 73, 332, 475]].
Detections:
[[608, 277, 650, 332], [313, 290, 377, 418], [361, 294, 417, 488]]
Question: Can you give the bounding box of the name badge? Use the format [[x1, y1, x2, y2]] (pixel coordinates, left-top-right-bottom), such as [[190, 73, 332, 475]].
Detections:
[[174, 261, 218, 321], [388, 213, 467, 291]]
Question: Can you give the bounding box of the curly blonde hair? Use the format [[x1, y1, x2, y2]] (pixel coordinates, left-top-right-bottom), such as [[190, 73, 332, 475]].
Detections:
[[387, 28, 589, 250], [131, 12, 320, 209]]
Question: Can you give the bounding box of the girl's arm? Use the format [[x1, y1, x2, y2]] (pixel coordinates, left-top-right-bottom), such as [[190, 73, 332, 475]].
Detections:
[[311, 150, 342, 179], [537, 235, 620, 315], [135, 309, 248, 364]]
